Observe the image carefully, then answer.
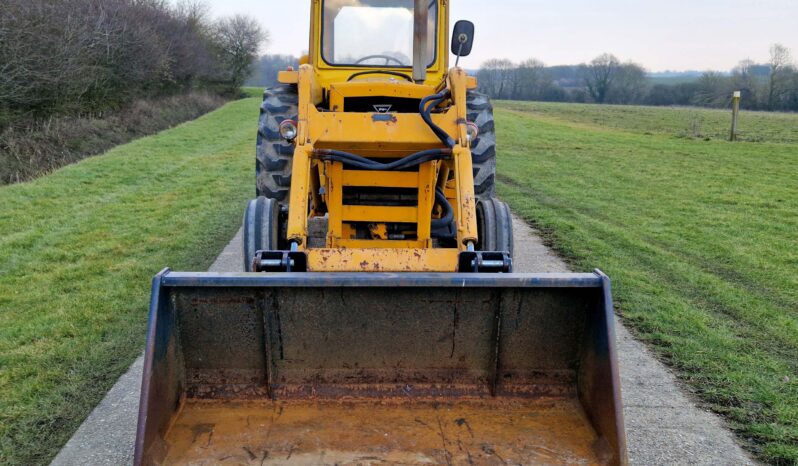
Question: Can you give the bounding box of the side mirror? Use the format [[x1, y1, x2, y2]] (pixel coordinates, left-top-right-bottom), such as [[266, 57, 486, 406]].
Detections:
[[451, 20, 475, 57]]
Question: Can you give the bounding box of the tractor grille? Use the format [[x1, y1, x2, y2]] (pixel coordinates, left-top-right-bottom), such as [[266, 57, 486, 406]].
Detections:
[[343, 97, 421, 113]]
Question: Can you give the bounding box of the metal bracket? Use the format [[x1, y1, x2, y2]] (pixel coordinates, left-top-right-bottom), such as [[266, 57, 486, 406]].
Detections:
[[457, 251, 513, 273], [252, 251, 308, 273]]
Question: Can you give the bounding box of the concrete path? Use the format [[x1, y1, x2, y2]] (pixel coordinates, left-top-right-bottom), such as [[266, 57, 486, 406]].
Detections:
[[52, 222, 755, 465]]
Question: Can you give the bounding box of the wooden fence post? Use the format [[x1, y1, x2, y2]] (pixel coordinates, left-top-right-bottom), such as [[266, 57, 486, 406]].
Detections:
[[730, 91, 741, 141]]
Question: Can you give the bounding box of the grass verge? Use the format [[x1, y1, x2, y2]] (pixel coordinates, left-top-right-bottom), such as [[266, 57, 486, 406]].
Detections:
[[495, 102, 798, 464], [1, 92, 226, 185], [241, 87, 265, 98], [0, 97, 260, 465]]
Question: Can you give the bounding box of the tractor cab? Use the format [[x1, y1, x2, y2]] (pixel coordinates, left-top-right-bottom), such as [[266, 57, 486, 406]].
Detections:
[[305, 0, 450, 91]]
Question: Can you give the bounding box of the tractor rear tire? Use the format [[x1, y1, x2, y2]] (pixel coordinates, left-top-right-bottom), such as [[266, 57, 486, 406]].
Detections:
[[476, 198, 514, 257], [467, 90, 496, 200], [242, 197, 280, 271], [256, 85, 298, 204]]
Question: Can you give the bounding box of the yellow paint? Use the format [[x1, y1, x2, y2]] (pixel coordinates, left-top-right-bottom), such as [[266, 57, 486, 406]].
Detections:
[[307, 248, 460, 272], [368, 223, 388, 240], [306, 107, 457, 149], [343, 170, 418, 188], [416, 160, 437, 245], [342, 205, 418, 223], [286, 147, 313, 245], [325, 161, 344, 246]]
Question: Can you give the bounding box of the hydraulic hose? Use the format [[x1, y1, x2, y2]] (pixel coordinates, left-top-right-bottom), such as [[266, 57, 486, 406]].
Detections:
[[431, 188, 454, 230], [316, 148, 450, 171], [419, 90, 456, 148]]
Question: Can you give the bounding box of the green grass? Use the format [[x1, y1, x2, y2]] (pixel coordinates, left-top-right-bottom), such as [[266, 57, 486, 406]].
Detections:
[[495, 101, 798, 464], [500, 100, 798, 144], [241, 86, 265, 98], [0, 97, 260, 465]]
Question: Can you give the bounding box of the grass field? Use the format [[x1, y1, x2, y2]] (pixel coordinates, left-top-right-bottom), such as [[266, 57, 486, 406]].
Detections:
[[0, 97, 260, 464], [241, 86, 264, 98], [495, 101, 798, 464], [501, 100, 798, 144]]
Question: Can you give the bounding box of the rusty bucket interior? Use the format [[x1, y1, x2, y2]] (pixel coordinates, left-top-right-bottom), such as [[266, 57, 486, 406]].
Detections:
[[135, 271, 626, 465]]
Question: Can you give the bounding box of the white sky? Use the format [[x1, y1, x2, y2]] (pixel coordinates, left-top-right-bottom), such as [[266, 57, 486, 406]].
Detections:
[[205, 0, 798, 71]]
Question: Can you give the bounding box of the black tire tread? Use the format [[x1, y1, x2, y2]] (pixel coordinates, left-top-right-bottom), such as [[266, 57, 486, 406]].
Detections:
[[256, 85, 298, 204], [242, 197, 279, 271], [467, 90, 497, 199], [477, 198, 514, 257]]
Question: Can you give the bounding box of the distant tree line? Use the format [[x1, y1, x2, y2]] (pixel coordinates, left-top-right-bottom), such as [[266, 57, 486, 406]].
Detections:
[[0, 0, 266, 127], [476, 45, 798, 112], [246, 46, 798, 112]]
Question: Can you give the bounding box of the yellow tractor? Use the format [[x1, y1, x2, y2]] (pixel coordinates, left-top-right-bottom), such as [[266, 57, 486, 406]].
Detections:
[[134, 1, 627, 464]]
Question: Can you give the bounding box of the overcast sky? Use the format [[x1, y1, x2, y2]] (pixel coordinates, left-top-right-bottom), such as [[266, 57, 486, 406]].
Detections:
[[206, 0, 798, 72]]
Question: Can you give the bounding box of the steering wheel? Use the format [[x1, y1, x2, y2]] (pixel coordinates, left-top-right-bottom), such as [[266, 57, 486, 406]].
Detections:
[[354, 55, 406, 66]]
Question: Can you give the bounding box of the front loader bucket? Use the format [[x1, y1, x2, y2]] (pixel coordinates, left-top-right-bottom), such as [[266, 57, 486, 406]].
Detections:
[[135, 270, 627, 465]]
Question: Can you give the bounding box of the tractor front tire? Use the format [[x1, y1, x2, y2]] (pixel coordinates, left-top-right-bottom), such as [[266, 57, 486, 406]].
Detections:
[[242, 197, 280, 271], [256, 85, 298, 204], [476, 198, 514, 257], [467, 90, 497, 200]]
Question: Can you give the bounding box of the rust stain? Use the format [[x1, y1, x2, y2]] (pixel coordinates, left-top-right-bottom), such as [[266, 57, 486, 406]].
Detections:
[[160, 398, 607, 465]]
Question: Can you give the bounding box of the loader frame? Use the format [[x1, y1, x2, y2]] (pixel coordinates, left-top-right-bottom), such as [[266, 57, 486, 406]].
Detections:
[[276, 66, 479, 272]]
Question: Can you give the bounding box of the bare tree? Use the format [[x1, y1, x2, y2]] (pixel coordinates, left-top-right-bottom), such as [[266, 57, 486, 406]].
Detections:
[[768, 43, 793, 110], [515, 59, 551, 100], [788, 70, 798, 110], [468, 47, 798, 111], [212, 15, 268, 90], [731, 59, 760, 107], [583, 53, 620, 103], [1, 0, 269, 125], [477, 59, 515, 99], [476, 61, 501, 98], [693, 71, 731, 107], [607, 62, 647, 104]]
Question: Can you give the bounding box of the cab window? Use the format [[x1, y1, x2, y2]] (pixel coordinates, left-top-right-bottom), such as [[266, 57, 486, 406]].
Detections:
[[321, 0, 438, 67]]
